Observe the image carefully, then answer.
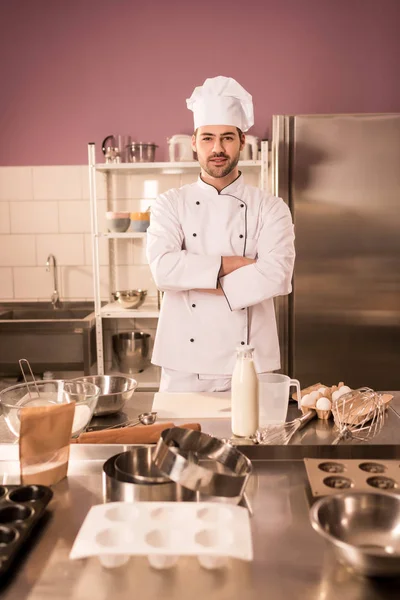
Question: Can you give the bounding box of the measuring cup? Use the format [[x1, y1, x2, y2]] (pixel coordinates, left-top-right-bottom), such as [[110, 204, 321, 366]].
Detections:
[[258, 373, 301, 426]]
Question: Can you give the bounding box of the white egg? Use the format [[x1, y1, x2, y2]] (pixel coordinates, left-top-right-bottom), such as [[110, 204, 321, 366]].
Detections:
[[338, 385, 352, 396], [301, 393, 315, 407], [317, 387, 328, 396], [308, 391, 320, 403], [316, 397, 332, 410], [332, 386, 352, 402]]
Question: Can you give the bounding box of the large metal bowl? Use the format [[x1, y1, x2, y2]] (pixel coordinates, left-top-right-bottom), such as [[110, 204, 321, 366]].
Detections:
[[310, 492, 400, 577], [72, 375, 137, 416], [112, 290, 147, 310]]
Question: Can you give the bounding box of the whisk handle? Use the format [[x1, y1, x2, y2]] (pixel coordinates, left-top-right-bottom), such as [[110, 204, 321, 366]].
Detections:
[[297, 409, 317, 429]]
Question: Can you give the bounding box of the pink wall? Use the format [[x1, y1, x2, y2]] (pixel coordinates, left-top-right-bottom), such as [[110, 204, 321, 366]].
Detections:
[[1, 0, 400, 165]]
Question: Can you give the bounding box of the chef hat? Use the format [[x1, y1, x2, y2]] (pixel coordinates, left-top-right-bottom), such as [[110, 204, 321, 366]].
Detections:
[[186, 76, 254, 132]]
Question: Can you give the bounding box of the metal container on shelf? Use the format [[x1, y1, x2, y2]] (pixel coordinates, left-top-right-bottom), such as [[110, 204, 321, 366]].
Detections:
[[128, 142, 158, 163], [112, 331, 151, 373]]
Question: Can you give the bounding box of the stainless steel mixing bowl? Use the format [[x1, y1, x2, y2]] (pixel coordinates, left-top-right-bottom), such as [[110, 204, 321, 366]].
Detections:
[[72, 375, 137, 416], [112, 289, 147, 310], [310, 492, 400, 577]]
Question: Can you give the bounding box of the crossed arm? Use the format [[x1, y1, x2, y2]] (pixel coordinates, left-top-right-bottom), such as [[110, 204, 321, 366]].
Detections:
[[146, 192, 295, 310], [194, 257, 256, 295]]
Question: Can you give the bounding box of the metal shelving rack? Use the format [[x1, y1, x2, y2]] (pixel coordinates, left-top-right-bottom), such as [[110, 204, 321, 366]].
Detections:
[[88, 141, 269, 388]]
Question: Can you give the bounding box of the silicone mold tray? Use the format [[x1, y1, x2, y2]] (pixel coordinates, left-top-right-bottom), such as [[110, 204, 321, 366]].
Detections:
[[0, 484, 53, 576], [304, 459, 400, 497], [70, 501, 253, 570]]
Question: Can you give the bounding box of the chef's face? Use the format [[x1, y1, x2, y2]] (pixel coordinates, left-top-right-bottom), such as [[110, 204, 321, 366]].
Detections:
[[192, 126, 244, 178]]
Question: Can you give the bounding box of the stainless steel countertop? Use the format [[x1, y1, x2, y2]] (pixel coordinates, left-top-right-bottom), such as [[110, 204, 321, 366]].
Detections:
[[0, 392, 399, 598], [1, 390, 399, 448]]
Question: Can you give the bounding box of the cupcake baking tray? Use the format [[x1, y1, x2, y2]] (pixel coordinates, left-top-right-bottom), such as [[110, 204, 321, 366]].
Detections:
[[0, 484, 53, 577], [304, 458, 400, 498], [70, 501, 253, 570]]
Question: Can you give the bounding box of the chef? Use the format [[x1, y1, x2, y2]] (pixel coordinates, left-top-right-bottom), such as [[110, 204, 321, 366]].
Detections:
[[146, 76, 295, 392]]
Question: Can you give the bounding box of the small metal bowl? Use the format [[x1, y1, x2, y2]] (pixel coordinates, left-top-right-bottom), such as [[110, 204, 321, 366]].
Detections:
[[310, 492, 400, 577], [112, 289, 147, 310], [72, 375, 137, 416], [115, 447, 169, 484]]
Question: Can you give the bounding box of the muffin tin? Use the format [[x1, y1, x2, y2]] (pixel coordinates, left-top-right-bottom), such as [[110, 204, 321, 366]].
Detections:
[[0, 484, 53, 576], [304, 459, 400, 497], [70, 501, 253, 570]]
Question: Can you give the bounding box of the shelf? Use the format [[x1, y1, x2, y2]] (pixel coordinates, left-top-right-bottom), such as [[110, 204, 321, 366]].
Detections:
[[96, 232, 146, 239], [110, 365, 161, 390], [95, 160, 261, 174], [100, 301, 160, 319]]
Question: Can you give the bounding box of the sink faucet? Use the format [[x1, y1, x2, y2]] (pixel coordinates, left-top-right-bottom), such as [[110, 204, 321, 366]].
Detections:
[[46, 254, 61, 308]]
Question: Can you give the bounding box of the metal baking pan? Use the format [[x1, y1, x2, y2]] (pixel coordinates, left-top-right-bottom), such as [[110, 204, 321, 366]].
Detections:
[[0, 484, 53, 578], [304, 458, 400, 497]]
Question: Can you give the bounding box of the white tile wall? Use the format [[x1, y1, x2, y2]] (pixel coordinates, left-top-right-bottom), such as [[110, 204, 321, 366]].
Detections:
[[0, 167, 33, 201], [61, 265, 109, 299], [180, 173, 199, 187], [10, 201, 58, 233], [0, 203, 10, 233], [32, 166, 83, 200], [81, 167, 107, 201], [0, 236, 36, 266], [112, 265, 157, 296], [13, 267, 54, 299], [84, 234, 109, 266], [0, 163, 266, 302], [0, 268, 13, 298], [58, 200, 91, 233], [36, 234, 85, 266]]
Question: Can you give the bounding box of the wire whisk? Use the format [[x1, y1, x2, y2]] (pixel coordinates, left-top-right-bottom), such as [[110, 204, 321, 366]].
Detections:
[[331, 387, 385, 445], [252, 410, 317, 445]]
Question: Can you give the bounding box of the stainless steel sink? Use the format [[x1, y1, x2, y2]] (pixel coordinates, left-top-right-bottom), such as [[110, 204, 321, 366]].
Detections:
[[0, 308, 93, 320], [0, 302, 97, 376], [0, 302, 94, 321]]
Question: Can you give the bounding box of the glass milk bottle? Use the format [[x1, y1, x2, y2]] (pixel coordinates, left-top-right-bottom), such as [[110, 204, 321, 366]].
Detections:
[[231, 345, 259, 437]]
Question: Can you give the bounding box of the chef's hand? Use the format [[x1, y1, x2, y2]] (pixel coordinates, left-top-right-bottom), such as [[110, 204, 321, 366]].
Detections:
[[193, 282, 224, 295], [192, 257, 256, 294], [219, 256, 256, 277]]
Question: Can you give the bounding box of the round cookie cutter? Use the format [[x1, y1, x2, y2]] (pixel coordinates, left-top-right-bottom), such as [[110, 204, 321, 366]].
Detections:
[[153, 427, 252, 502]]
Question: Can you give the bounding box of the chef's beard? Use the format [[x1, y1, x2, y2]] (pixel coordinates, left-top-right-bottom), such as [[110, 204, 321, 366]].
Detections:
[[200, 150, 240, 179]]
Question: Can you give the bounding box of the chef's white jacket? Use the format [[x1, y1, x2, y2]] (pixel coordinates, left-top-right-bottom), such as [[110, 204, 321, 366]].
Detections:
[[146, 174, 295, 375]]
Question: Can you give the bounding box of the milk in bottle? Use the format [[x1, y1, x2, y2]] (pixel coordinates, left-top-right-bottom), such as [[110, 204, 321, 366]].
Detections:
[[231, 345, 259, 437]]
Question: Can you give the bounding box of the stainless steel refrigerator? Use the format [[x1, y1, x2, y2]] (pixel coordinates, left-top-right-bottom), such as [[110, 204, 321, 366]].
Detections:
[[271, 113, 400, 390]]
